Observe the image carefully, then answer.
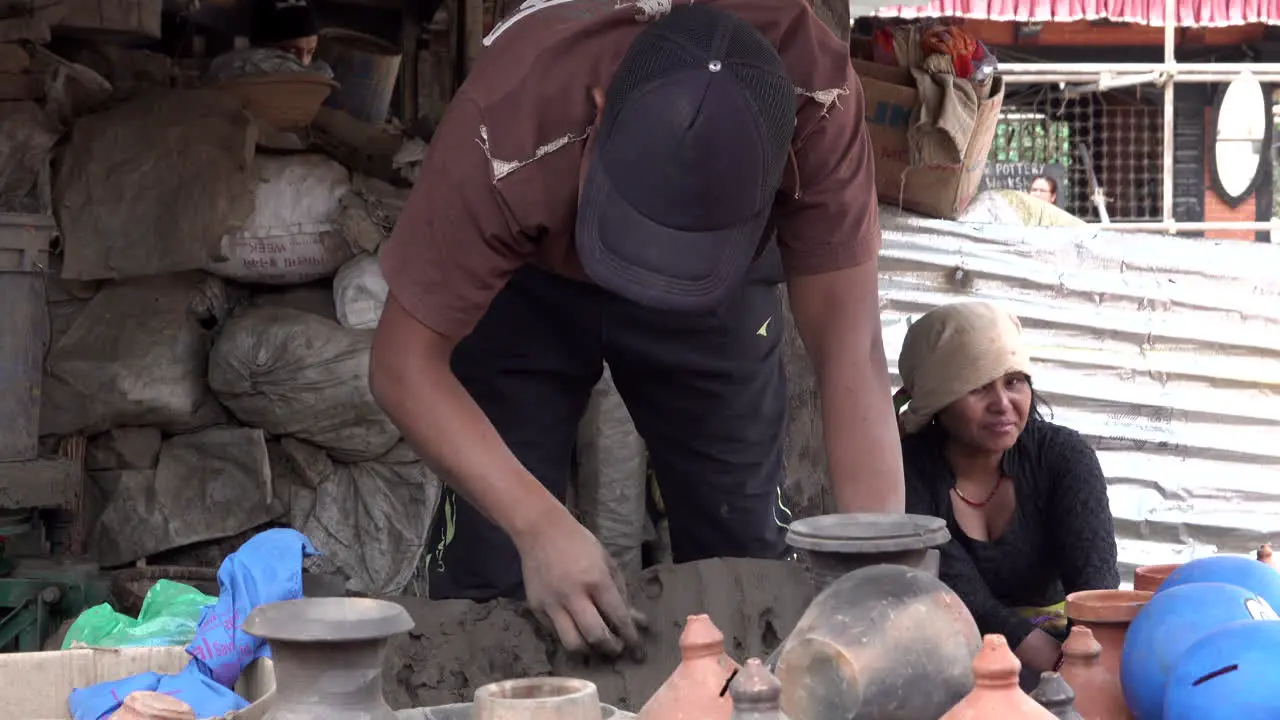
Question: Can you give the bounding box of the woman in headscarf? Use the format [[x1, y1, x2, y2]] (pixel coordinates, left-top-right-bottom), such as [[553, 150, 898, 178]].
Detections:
[[250, 0, 321, 66], [896, 301, 1119, 677]]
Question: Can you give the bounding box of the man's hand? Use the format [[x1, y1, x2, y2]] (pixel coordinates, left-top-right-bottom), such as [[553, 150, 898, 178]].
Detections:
[[515, 505, 646, 657], [787, 260, 905, 513], [371, 296, 647, 657]]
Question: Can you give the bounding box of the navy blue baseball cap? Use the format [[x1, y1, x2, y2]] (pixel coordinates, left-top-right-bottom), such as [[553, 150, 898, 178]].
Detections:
[[576, 4, 796, 312]]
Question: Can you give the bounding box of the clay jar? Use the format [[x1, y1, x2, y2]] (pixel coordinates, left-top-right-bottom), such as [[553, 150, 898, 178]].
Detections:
[[730, 658, 789, 720], [1056, 627, 1129, 720], [1064, 589, 1152, 678], [939, 634, 1055, 719], [1030, 673, 1083, 720], [108, 692, 196, 720], [638, 614, 740, 720], [1132, 564, 1180, 593], [242, 597, 415, 720], [474, 677, 601, 720]]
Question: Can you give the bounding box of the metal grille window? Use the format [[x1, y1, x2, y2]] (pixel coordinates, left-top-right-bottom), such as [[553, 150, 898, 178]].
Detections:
[[991, 86, 1165, 222]]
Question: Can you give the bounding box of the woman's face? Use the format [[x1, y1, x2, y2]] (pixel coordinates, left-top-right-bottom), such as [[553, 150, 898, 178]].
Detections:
[[275, 35, 318, 66], [1029, 178, 1056, 204], [938, 373, 1033, 453]]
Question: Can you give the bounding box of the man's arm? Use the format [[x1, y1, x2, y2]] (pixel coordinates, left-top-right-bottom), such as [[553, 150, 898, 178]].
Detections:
[[369, 298, 562, 546], [775, 55, 903, 512], [371, 93, 555, 541], [370, 93, 640, 656], [788, 263, 904, 512]]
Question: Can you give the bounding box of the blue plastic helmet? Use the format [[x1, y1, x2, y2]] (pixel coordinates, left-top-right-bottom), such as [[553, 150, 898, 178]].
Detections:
[[1164, 619, 1280, 719], [1160, 555, 1280, 611], [1121, 582, 1277, 720]]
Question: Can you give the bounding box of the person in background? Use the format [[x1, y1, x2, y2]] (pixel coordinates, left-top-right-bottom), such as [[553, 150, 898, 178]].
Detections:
[[370, 1, 904, 659], [896, 301, 1119, 677], [250, 0, 320, 66], [1028, 175, 1058, 205]]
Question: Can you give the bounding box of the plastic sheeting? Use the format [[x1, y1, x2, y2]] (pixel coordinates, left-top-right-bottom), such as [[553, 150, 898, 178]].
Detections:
[[879, 199, 1280, 582]]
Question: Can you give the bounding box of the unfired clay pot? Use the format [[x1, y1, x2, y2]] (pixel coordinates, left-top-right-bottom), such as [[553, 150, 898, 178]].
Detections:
[[108, 691, 196, 720], [1064, 590, 1152, 679], [1132, 564, 1180, 593], [638, 614, 740, 720], [474, 677, 601, 720], [938, 635, 1055, 719], [1057, 626, 1130, 720], [1030, 672, 1083, 720]]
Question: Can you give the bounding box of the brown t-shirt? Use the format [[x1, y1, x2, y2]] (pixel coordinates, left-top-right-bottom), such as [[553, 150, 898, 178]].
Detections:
[[381, 0, 882, 340]]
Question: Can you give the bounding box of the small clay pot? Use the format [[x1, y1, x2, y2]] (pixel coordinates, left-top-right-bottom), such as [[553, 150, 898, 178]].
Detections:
[[1133, 564, 1181, 593], [474, 677, 600, 720], [939, 635, 1055, 719], [108, 691, 196, 720], [1259, 544, 1275, 567], [1057, 626, 1130, 720], [638, 614, 740, 720], [1065, 589, 1152, 679]]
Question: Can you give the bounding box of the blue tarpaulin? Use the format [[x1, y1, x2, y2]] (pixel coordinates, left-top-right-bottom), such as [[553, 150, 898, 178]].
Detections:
[[69, 528, 318, 719]]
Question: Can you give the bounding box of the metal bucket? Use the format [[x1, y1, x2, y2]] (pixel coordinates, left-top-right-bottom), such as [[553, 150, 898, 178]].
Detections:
[[316, 29, 402, 124]]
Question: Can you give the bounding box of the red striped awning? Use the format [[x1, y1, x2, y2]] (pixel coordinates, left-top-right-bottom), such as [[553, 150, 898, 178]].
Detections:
[[871, 0, 1280, 27]]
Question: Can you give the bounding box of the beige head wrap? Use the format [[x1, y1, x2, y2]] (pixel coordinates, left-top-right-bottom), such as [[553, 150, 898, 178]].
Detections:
[[897, 301, 1032, 435]]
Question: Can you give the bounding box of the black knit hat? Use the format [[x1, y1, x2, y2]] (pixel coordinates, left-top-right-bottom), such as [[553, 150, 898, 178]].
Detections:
[[250, 0, 319, 45]]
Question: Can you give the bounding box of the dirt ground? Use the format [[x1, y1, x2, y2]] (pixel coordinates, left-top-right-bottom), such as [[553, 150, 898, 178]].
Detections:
[[380, 558, 817, 712]]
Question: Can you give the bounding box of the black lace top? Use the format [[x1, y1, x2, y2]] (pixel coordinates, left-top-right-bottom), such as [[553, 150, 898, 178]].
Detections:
[[903, 418, 1120, 648]]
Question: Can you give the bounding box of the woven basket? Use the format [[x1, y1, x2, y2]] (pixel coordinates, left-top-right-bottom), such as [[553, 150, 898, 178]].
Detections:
[[217, 72, 339, 130], [110, 566, 219, 618]]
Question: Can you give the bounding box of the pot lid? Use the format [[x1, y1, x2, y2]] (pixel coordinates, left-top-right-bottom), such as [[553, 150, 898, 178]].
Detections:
[[786, 513, 950, 554]]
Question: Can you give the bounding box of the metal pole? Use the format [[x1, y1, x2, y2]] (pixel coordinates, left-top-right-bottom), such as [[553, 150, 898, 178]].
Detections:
[[1000, 62, 1280, 74], [1086, 221, 1280, 232], [1162, 0, 1176, 231], [1003, 73, 1280, 84]]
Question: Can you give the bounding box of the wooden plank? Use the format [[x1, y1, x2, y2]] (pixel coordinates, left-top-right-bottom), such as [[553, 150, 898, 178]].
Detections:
[[0, 457, 79, 509]]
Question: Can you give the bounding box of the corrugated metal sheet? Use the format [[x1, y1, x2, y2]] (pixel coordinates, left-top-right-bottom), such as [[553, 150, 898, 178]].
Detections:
[[878, 200, 1280, 582]]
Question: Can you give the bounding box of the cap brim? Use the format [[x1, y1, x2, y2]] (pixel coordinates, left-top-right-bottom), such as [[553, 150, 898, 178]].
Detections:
[[576, 157, 767, 313]]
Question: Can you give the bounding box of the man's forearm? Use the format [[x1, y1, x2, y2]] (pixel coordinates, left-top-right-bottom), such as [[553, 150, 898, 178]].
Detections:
[[817, 332, 905, 513], [369, 302, 564, 545]]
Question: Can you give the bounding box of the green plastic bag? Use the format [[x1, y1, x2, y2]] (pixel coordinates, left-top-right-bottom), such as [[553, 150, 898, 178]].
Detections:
[[62, 579, 217, 649]]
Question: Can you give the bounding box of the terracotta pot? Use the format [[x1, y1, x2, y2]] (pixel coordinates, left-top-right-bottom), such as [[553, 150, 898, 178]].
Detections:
[[1065, 590, 1152, 679], [474, 677, 601, 720], [108, 691, 196, 720], [1258, 544, 1274, 567], [1058, 626, 1131, 720], [939, 635, 1055, 719], [1132, 564, 1180, 593], [638, 614, 740, 720]]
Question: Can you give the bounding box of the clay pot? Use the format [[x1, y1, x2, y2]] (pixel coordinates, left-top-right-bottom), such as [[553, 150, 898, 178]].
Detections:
[[774, 565, 981, 720], [1259, 544, 1274, 567], [1030, 673, 1083, 720], [1057, 626, 1130, 720], [730, 658, 786, 720], [108, 691, 196, 720], [474, 677, 601, 720], [939, 635, 1055, 719], [638, 614, 740, 720], [1132, 564, 1180, 593], [785, 513, 950, 590], [242, 597, 415, 720], [1064, 589, 1152, 679]]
